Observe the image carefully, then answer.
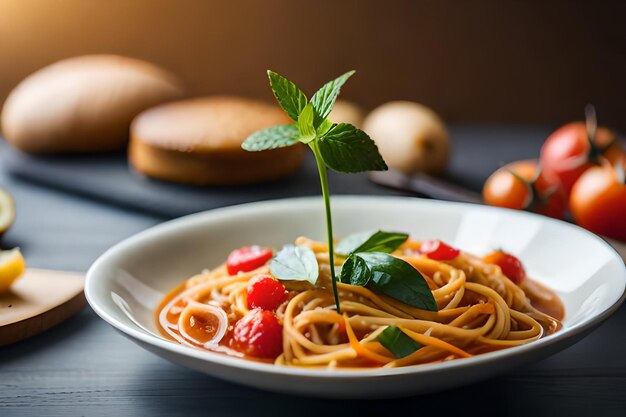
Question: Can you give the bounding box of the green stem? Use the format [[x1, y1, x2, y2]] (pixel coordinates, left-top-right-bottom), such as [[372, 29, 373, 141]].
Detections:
[[310, 141, 341, 313]]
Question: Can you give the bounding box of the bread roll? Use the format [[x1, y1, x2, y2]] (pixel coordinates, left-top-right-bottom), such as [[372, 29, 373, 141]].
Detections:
[[364, 101, 450, 175], [1, 55, 183, 153], [129, 97, 306, 185]]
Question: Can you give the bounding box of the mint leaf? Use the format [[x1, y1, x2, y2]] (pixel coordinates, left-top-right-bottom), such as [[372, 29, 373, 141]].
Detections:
[[318, 123, 388, 173], [310, 70, 355, 127], [297, 103, 316, 143], [377, 325, 422, 358], [270, 245, 319, 285], [316, 118, 334, 137], [340, 252, 437, 311], [336, 230, 409, 255], [267, 70, 308, 121], [242, 124, 300, 151]]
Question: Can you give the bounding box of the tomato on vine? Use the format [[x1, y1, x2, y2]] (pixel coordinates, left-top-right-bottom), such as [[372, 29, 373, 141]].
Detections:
[[540, 106, 626, 194], [570, 162, 626, 242], [483, 159, 567, 219]]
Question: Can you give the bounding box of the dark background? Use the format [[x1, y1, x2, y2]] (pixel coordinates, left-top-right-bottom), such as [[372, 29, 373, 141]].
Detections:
[[1, 0, 624, 131]]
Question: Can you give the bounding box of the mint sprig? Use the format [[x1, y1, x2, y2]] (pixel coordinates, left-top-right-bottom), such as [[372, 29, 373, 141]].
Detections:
[[267, 71, 308, 120], [242, 70, 388, 313], [241, 124, 300, 151], [318, 124, 387, 173], [297, 103, 317, 143], [310, 70, 355, 127]]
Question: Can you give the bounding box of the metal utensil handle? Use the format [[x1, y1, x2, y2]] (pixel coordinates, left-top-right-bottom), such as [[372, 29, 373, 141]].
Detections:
[[369, 170, 483, 204]]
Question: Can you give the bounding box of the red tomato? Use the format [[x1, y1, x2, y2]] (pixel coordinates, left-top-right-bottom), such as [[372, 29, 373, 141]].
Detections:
[[420, 240, 460, 260], [483, 250, 526, 285], [226, 246, 273, 275], [231, 309, 283, 359], [570, 163, 626, 242], [483, 160, 567, 219], [540, 121, 625, 193], [247, 274, 288, 311]]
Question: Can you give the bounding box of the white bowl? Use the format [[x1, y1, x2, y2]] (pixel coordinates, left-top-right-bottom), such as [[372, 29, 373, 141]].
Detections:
[[85, 196, 626, 398]]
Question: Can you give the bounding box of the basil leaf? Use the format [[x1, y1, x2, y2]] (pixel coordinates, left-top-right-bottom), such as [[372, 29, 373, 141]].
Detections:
[[267, 70, 308, 121], [336, 230, 409, 255], [297, 103, 316, 143], [242, 124, 300, 151], [377, 325, 422, 358], [336, 230, 375, 256], [318, 123, 388, 173], [364, 253, 437, 311], [339, 254, 371, 286], [310, 70, 355, 127], [340, 252, 438, 311], [270, 245, 319, 285]]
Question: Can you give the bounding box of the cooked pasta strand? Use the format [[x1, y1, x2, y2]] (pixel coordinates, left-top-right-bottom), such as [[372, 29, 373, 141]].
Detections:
[[156, 238, 563, 369]]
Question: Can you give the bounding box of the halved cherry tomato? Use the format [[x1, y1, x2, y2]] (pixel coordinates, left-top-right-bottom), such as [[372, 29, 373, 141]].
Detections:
[[570, 162, 626, 242], [483, 159, 567, 219], [247, 274, 288, 311], [231, 309, 283, 359], [540, 117, 625, 194], [483, 250, 526, 285], [420, 240, 460, 260], [226, 246, 273, 275]]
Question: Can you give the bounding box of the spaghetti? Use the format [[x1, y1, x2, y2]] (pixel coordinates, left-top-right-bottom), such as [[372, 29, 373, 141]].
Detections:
[[156, 236, 563, 369]]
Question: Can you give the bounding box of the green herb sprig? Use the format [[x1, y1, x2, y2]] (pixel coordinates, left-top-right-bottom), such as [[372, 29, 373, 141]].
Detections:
[[243, 70, 386, 312], [243, 71, 437, 315]]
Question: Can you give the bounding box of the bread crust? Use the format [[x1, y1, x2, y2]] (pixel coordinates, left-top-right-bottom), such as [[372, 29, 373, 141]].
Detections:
[[129, 97, 306, 185], [1, 55, 184, 153]]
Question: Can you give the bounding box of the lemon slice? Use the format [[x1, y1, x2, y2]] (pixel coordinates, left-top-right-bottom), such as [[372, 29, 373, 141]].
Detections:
[[0, 187, 16, 236], [0, 248, 26, 293]]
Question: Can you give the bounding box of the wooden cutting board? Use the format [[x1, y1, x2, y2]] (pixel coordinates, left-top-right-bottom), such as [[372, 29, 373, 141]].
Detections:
[[0, 268, 85, 346]]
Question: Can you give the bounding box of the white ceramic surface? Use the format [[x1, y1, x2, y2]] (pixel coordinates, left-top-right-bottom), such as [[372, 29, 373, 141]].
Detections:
[[85, 196, 626, 398]]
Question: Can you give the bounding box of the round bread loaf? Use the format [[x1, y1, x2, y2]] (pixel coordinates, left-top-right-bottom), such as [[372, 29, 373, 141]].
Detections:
[[1, 55, 183, 153], [364, 101, 450, 175], [129, 97, 306, 185]]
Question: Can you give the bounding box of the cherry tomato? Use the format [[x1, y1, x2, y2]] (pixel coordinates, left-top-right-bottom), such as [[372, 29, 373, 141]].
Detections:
[[540, 121, 625, 193], [570, 163, 626, 242], [231, 309, 283, 359], [483, 160, 567, 219], [247, 274, 288, 311], [226, 246, 273, 275], [483, 250, 526, 285], [420, 240, 460, 260]]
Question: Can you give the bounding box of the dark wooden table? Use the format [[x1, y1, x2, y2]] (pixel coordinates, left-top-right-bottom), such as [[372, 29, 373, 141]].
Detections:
[[1, 127, 625, 417]]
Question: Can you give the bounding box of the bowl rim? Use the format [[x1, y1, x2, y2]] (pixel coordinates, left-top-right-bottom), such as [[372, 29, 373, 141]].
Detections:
[[85, 195, 626, 379]]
